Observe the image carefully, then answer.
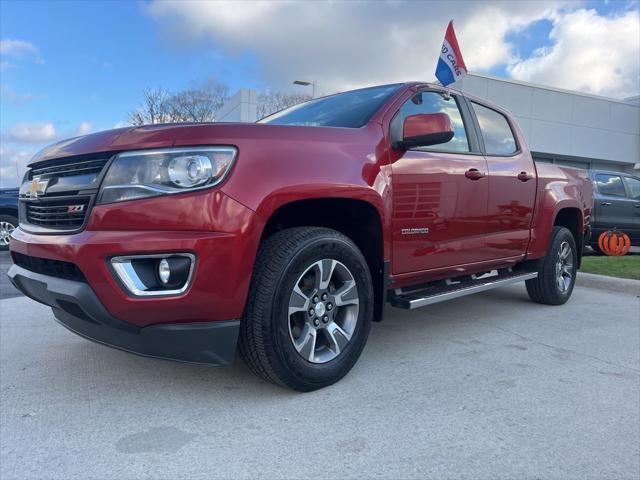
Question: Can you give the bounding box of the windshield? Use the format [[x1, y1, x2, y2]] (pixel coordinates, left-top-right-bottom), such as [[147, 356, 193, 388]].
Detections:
[[259, 84, 403, 128]]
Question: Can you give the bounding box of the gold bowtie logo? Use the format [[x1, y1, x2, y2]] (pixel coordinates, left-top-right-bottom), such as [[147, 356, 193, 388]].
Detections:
[[27, 177, 49, 199]]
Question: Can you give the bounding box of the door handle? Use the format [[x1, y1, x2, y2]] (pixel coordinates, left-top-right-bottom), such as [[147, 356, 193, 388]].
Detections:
[[517, 171, 533, 182], [601, 202, 612, 206], [465, 168, 485, 180]]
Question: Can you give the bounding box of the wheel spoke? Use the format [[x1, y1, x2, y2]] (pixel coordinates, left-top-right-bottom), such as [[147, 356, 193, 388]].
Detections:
[[560, 243, 571, 260], [333, 280, 359, 307], [325, 322, 351, 355], [294, 326, 317, 361], [316, 259, 337, 290], [288, 285, 310, 316]]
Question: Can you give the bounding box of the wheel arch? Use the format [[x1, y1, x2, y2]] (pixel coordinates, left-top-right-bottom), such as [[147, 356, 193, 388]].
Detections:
[[0, 207, 18, 219], [257, 195, 388, 322], [553, 206, 584, 267]]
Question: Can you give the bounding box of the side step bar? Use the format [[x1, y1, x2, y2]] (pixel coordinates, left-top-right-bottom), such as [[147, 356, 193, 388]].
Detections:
[[389, 270, 538, 310]]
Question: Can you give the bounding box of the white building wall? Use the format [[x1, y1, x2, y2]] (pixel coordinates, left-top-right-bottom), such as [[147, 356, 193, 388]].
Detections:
[[216, 88, 258, 123], [456, 73, 640, 172]]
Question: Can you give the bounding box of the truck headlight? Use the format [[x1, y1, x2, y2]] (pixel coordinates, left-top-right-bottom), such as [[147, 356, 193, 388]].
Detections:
[[97, 146, 237, 204]]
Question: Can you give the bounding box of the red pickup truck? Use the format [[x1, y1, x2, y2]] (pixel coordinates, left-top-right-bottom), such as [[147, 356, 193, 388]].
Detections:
[[8, 83, 592, 391]]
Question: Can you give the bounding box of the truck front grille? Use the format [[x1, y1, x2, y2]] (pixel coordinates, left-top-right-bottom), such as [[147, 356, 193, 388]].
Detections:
[[25, 197, 91, 229], [29, 158, 109, 179], [21, 153, 113, 234]]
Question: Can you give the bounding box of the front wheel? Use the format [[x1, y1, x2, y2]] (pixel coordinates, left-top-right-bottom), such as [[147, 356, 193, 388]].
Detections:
[[239, 227, 373, 391], [526, 226, 577, 305]]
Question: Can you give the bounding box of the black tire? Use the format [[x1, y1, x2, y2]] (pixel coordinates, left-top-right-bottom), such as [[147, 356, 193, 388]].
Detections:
[[238, 227, 373, 391], [526, 226, 577, 305], [0, 214, 18, 251]]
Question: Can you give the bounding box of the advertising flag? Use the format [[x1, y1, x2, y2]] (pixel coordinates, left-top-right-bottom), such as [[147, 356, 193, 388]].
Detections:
[[435, 21, 467, 87]]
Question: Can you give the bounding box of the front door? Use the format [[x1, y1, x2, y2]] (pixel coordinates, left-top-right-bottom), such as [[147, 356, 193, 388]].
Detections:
[[390, 91, 489, 274]]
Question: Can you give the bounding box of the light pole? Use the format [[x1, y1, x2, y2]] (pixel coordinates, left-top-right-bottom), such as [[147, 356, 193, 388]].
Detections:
[[293, 80, 316, 98]]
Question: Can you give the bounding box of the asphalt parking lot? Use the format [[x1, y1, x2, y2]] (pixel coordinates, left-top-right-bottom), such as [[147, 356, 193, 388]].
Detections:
[[0, 251, 638, 480], [0, 251, 20, 300]]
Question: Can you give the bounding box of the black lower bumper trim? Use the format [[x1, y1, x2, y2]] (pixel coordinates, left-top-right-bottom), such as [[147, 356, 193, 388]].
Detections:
[[7, 264, 239, 366]]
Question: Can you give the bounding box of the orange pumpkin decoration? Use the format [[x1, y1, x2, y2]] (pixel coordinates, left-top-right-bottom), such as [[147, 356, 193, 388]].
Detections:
[[598, 229, 631, 256]]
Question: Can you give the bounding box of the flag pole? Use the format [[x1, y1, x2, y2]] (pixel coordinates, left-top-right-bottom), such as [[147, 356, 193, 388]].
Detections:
[[442, 19, 454, 100]]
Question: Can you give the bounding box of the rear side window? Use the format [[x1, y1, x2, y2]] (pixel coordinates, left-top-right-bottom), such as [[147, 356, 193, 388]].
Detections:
[[595, 174, 626, 197], [472, 102, 517, 155], [394, 91, 469, 153], [623, 177, 640, 200]]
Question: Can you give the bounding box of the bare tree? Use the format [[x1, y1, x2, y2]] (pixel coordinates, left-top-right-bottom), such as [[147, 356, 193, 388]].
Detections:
[[128, 88, 173, 126], [168, 82, 230, 123], [128, 81, 230, 126], [129, 83, 309, 125], [257, 91, 312, 120]]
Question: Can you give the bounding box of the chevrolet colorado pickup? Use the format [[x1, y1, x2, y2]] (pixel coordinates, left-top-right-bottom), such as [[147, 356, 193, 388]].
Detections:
[[8, 83, 592, 391]]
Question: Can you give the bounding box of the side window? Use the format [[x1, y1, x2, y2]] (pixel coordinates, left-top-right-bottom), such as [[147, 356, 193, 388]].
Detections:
[[623, 177, 640, 200], [395, 91, 470, 153], [472, 102, 517, 155], [595, 174, 626, 197]]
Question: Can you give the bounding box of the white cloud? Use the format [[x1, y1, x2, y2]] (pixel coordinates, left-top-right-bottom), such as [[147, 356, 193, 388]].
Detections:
[[0, 38, 38, 57], [145, 0, 569, 94], [3, 121, 94, 145], [6, 122, 57, 144], [145, 1, 639, 99], [508, 9, 640, 98], [0, 121, 95, 185], [0, 144, 33, 187], [75, 122, 93, 136]]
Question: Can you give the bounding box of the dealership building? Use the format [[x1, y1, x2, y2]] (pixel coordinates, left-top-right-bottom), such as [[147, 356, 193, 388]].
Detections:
[[219, 73, 639, 174]]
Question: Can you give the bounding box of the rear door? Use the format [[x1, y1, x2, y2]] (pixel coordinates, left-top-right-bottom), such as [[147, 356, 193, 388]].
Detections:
[[469, 101, 537, 259], [390, 90, 489, 273], [593, 173, 635, 235]]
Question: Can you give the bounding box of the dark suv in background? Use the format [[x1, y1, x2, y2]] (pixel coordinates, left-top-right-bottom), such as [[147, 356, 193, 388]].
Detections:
[[588, 170, 640, 251], [0, 187, 19, 251]]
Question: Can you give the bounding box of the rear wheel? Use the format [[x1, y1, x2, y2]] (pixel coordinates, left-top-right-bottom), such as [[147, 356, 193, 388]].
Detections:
[[526, 226, 577, 305], [239, 227, 373, 391], [0, 214, 17, 251]]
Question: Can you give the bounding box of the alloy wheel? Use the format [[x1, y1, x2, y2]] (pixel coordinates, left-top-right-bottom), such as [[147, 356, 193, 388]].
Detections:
[[288, 259, 359, 364], [555, 241, 574, 293], [0, 221, 15, 247]]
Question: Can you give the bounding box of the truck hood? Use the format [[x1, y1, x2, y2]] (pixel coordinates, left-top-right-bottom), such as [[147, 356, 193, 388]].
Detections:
[[29, 122, 367, 165], [29, 123, 234, 165]]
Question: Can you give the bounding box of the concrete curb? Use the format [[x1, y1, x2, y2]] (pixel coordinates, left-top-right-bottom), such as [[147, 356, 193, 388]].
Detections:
[[577, 272, 640, 296]]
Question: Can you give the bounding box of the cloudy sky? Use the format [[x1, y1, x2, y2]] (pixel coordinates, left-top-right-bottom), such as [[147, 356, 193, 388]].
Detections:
[[1, 0, 638, 186]]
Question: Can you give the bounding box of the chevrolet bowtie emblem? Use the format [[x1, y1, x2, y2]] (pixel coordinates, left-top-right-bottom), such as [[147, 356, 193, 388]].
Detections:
[[26, 177, 49, 199]]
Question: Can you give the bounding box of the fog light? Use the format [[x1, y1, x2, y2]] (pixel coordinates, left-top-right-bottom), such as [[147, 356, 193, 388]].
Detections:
[[158, 258, 171, 284], [110, 253, 195, 297]]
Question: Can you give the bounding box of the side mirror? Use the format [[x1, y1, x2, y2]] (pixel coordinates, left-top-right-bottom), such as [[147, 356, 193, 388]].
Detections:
[[395, 113, 455, 149]]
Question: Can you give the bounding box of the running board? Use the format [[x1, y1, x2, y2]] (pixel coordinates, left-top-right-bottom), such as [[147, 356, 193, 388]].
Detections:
[[389, 270, 538, 310]]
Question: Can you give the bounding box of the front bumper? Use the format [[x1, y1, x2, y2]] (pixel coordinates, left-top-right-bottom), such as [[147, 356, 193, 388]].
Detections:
[[8, 264, 239, 365]]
